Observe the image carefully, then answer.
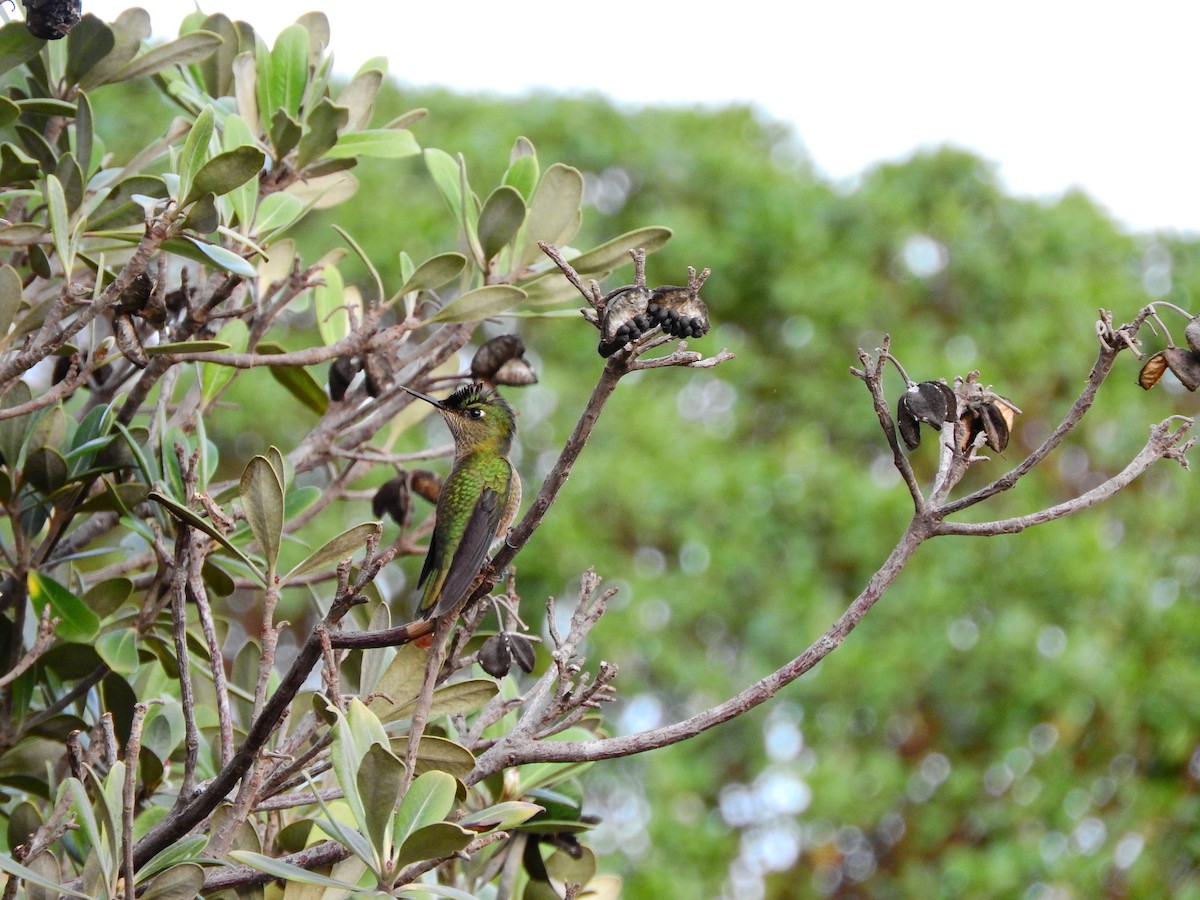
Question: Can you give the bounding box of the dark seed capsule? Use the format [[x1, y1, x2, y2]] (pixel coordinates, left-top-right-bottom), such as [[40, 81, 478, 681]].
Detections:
[[472, 334, 527, 380], [371, 475, 410, 525], [478, 634, 512, 678], [112, 313, 148, 368], [508, 634, 536, 673], [328, 356, 358, 401], [24, 0, 81, 39], [1164, 346, 1200, 391], [493, 357, 538, 386]]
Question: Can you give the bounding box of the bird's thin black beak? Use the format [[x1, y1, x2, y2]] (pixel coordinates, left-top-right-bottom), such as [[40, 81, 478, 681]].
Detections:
[[400, 384, 445, 409]]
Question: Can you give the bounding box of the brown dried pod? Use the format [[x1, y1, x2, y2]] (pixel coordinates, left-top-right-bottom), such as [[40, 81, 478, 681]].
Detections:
[[1164, 347, 1200, 391], [112, 313, 148, 368], [24, 0, 81, 39], [1186, 317, 1200, 355], [115, 272, 154, 315], [471, 334, 526, 379], [1138, 351, 1169, 389], [508, 633, 536, 673], [371, 475, 410, 525], [599, 286, 653, 357], [896, 380, 956, 450], [493, 357, 538, 386], [960, 398, 1019, 452], [410, 469, 442, 504], [363, 355, 386, 397], [647, 285, 711, 340], [478, 633, 512, 678], [328, 355, 359, 401]]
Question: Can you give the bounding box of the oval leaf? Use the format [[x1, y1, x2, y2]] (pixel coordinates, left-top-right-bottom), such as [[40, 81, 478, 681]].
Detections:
[[106, 31, 223, 84], [28, 572, 100, 643], [325, 128, 419, 160], [424, 285, 527, 325], [519, 163, 584, 267], [395, 252, 467, 298], [183, 145, 265, 206], [569, 226, 674, 275], [284, 522, 380, 581], [240, 455, 284, 570], [478, 186, 526, 263]]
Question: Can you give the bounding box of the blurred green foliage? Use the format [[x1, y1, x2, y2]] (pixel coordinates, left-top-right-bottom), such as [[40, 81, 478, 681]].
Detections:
[[86, 59, 1200, 898]]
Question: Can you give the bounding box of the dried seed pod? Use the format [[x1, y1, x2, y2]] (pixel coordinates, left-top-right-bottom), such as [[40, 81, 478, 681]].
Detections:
[[24, 0, 81, 39], [112, 313, 148, 368], [598, 286, 653, 357], [960, 398, 1019, 452], [371, 475, 410, 525], [896, 380, 956, 450], [363, 355, 386, 397], [1138, 347, 1200, 391], [493, 357, 538, 386], [471, 334, 526, 379], [647, 284, 711, 340], [1187, 317, 1200, 355], [1138, 351, 1169, 389], [508, 633, 536, 673], [328, 355, 359, 401], [478, 633, 512, 678], [410, 469, 442, 504]]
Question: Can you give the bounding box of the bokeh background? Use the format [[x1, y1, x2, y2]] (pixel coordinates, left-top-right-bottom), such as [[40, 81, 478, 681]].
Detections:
[[81, 7, 1200, 897]]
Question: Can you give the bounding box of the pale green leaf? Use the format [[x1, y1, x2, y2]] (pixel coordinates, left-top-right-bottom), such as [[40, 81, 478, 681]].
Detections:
[[338, 64, 384, 131], [331, 225, 383, 306], [201, 318, 248, 404], [389, 735, 476, 780], [95, 627, 139, 675], [359, 742, 405, 858], [0, 850, 91, 899], [0, 22, 45, 79], [139, 863, 205, 900], [393, 771, 457, 851], [368, 644, 426, 721], [227, 851, 366, 891], [106, 31, 223, 84], [394, 821, 472, 870], [387, 679, 499, 722], [503, 145, 539, 202], [478, 186, 526, 262], [312, 262, 346, 345], [391, 252, 467, 302], [423, 148, 462, 222], [569, 226, 674, 275], [424, 285, 526, 325], [134, 836, 209, 884], [252, 191, 304, 238], [270, 24, 309, 118], [519, 163, 584, 267], [78, 7, 151, 90], [460, 800, 544, 831], [283, 522, 380, 581], [240, 455, 284, 570], [28, 572, 99, 643], [44, 175, 72, 273], [220, 113, 258, 228], [0, 263, 22, 338], [297, 97, 349, 168], [176, 106, 215, 206], [163, 236, 256, 277], [65, 14, 114, 87], [325, 129, 419, 160]]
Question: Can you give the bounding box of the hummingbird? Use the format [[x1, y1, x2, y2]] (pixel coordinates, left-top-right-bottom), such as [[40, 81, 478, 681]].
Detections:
[[401, 382, 521, 619]]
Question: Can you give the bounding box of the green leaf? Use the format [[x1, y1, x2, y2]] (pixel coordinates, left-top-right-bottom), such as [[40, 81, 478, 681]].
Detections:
[[176, 106, 215, 206], [220, 113, 258, 228], [269, 106, 302, 158], [338, 63, 385, 131], [183, 145, 265, 206], [105, 31, 223, 84], [198, 13, 240, 98], [78, 8, 151, 90], [73, 91, 94, 176], [368, 644, 426, 720], [387, 679, 499, 723], [503, 142, 539, 201], [424, 148, 463, 222], [478, 186, 526, 263], [0, 142, 40, 186], [393, 771, 457, 851], [283, 522, 379, 581], [390, 252, 466, 304], [0, 264, 23, 342], [144, 340, 232, 356], [312, 262, 347, 345], [95, 628, 138, 675], [358, 742, 405, 859], [519, 163, 584, 267], [134, 835, 208, 884], [162, 236, 256, 277], [325, 129, 419, 160], [252, 191, 304, 238], [138, 863, 205, 900], [28, 572, 100, 643], [44, 175, 72, 273], [389, 735, 476, 780], [82, 578, 132, 619], [200, 318, 248, 404], [0, 22, 44, 78], [269, 24, 309, 118], [0, 96, 18, 129], [227, 851, 365, 891], [0, 851, 91, 899], [394, 821, 472, 870], [265, 359, 329, 415], [240, 455, 284, 570], [147, 491, 266, 586], [297, 97, 349, 168], [424, 285, 527, 324], [460, 800, 544, 831], [569, 226, 674, 275], [64, 14, 114, 87]]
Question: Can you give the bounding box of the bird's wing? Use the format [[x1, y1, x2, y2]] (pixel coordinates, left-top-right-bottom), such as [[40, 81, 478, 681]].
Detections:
[[425, 487, 502, 619]]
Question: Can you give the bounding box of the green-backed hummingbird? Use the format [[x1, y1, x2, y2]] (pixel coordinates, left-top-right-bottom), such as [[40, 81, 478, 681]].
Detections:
[[401, 382, 521, 619]]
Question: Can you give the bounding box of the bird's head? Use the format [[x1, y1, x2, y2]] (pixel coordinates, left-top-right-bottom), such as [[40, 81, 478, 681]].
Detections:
[[402, 382, 517, 455]]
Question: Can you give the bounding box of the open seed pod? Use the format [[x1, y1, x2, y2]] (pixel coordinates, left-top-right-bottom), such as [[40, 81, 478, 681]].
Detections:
[[896, 380, 957, 451], [328, 355, 359, 401], [1138, 347, 1200, 391], [1185, 316, 1200, 355], [598, 286, 653, 357], [371, 475, 410, 525], [471, 334, 538, 386], [647, 284, 711, 340], [960, 397, 1019, 452]]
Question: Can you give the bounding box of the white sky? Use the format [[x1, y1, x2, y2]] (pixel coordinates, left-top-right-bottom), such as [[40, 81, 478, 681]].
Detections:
[[83, 0, 1200, 235]]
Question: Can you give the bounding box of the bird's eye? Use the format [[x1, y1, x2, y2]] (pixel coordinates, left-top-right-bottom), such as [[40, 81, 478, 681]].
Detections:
[[467, 408, 485, 419]]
